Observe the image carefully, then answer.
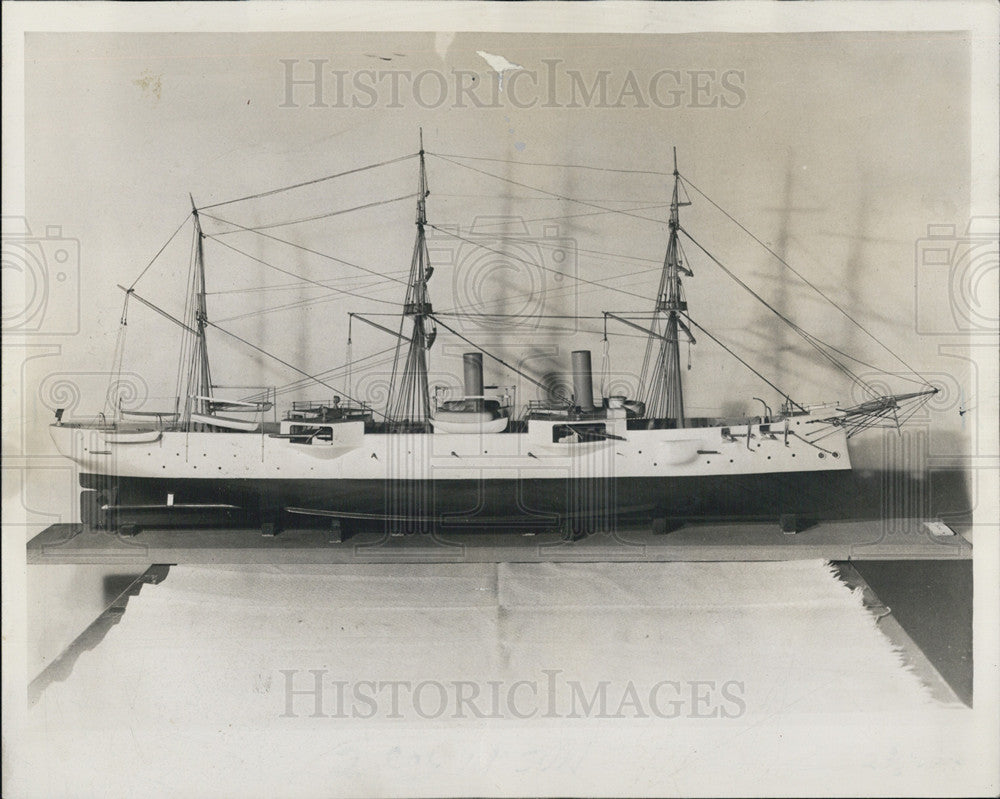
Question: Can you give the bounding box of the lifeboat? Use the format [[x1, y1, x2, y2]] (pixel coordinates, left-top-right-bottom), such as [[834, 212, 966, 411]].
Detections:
[[430, 399, 509, 434]]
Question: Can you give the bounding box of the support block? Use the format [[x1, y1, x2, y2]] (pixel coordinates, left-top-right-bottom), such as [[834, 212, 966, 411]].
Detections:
[[780, 514, 799, 535]]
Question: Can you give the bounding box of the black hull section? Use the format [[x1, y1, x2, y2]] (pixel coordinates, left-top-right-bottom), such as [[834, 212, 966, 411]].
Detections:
[[78, 469, 971, 534]]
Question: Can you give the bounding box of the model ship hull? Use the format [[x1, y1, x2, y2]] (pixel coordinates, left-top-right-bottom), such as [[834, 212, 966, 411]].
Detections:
[[76, 469, 863, 530], [52, 413, 852, 532]]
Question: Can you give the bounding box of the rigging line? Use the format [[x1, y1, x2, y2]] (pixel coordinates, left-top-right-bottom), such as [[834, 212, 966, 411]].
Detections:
[[429, 154, 669, 225], [678, 173, 933, 386], [198, 152, 419, 210], [202, 231, 403, 306], [206, 269, 412, 294], [210, 192, 420, 235], [203, 320, 388, 420], [428, 314, 572, 405], [259, 359, 398, 408], [105, 296, 130, 417], [678, 311, 806, 413], [896, 396, 934, 428], [354, 319, 649, 340], [469, 231, 666, 266], [434, 193, 667, 203], [212, 282, 391, 324], [243, 354, 400, 403], [450, 202, 673, 231], [433, 268, 664, 318], [427, 225, 665, 286], [240, 346, 399, 402], [173, 227, 200, 411], [435, 277, 654, 319], [128, 212, 193, 290], [286, 349, 397, 386], [350, 313, 412, 343], [180, 226, 202, 422], [429, 151, 674, 177], [604, 312, 694, 345], [199, 212, 411, 287], [680, 228, 879, 399], [426, 224, 652, 303], [374, 312, 614, 319], [793, 335, 936, 389]]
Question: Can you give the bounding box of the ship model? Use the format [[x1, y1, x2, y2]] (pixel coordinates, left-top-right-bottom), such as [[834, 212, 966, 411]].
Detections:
[[49, 134, 938, 537]]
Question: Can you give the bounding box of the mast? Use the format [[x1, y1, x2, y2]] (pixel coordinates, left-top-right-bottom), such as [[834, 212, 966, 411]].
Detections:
[[387, 129, 437, 428], [186, 197, 213, 424], [642, 147, 694, 425]]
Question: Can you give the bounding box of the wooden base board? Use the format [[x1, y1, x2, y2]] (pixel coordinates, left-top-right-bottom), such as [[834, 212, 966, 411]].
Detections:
[[27, 518, 971, 565]]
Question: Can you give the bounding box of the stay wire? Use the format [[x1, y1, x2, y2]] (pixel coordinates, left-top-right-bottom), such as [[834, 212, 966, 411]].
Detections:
[[128, 212, 193, 290], [429, 154, 668, 225], [199, 152, 418, 210], [427, 225, 653, 304], [204, 320, 388, 420], [678, 173, 933, 387], [210, 192, 418, 235], [681, 228, 879, 400], [429, 151, 673, 178], [199, 212, 409, 289], [678, 311, 805, 412], [203, 234, 402, 308]]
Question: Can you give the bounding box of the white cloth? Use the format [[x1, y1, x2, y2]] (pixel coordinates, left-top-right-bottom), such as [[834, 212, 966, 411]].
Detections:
[[17, 561, 973, 797]]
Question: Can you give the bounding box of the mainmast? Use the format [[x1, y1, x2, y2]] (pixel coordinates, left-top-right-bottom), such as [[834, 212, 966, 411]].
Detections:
[[387, 129, 437, 428], [185, 198, 213, 424], [641, 148, 694, 425]]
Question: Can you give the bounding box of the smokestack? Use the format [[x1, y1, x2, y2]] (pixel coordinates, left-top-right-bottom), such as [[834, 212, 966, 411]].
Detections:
[[571, 350, 595, 412], [463, 352, 484, 399]]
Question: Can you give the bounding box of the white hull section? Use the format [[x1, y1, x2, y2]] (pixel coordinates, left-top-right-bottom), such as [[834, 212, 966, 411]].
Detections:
[[51, 412, 851, 482]]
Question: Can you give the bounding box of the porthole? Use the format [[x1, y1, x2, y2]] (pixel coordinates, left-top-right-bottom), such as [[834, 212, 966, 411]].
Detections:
[[791, 453, 796, 458], [766, 456, 771, 460], [818, 453, 825, 459], [832, 452, 840, 458]]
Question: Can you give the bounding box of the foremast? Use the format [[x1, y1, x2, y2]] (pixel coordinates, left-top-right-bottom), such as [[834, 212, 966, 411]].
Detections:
[[641, 148, 695, 425], [183, 198, 213, 427], [387, 130, 437, 429]]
